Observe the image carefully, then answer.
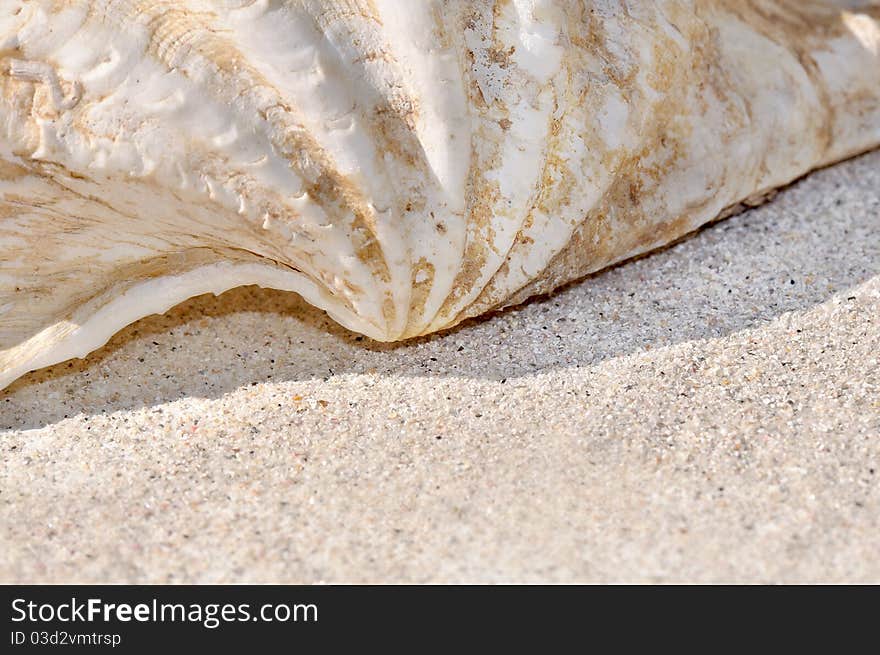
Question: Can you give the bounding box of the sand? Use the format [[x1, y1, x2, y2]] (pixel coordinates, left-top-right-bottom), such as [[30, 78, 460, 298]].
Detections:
[[1, 150, 879, 584]]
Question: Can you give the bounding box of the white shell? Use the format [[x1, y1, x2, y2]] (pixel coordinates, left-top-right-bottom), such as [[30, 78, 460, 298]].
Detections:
[[1, 0, 879, 389]]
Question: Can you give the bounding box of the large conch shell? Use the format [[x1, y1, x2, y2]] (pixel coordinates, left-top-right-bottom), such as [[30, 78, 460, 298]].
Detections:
[[1, 1, 879, 390]]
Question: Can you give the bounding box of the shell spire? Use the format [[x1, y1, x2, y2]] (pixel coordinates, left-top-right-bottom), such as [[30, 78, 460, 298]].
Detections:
[[1, 0, 879, 389]]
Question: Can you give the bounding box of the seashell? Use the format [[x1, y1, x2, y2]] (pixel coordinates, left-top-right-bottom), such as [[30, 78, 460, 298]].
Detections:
[[1, 0, 879, 390]]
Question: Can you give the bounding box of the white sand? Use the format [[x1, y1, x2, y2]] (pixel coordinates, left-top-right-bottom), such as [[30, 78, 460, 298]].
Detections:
[[1, 150, 878, 583]]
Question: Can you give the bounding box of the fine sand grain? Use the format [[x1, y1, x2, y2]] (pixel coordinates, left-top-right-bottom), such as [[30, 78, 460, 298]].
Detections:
[[1, 151, 878, 583]]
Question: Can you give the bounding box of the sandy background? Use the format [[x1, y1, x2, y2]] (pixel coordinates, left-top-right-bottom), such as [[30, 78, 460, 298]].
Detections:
[[1, 150, 878, 583]]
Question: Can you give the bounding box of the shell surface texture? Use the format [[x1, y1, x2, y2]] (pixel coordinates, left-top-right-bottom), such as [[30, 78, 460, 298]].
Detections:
[[1, 0, 879, 390]]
